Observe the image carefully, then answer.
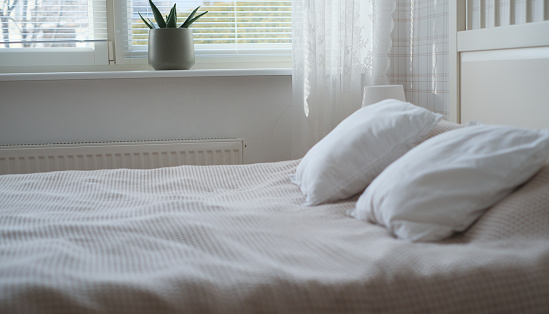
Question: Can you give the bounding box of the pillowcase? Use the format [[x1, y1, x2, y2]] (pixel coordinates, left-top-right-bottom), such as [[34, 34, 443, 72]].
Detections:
[[457, 161, 549, 242], [349, 124, 549, 242], [289, 99, 442, 206], [424, 119, 464, 141]]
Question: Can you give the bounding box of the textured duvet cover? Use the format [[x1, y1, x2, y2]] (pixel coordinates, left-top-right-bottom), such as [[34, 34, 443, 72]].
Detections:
[[1, 160, 548, 313]]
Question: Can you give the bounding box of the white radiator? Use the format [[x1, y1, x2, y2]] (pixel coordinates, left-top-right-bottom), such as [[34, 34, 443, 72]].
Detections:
[[0, 138, 245, 175]]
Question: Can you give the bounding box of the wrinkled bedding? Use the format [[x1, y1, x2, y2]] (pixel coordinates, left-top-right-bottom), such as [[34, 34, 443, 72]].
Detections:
[[1, 160, 549, 313]]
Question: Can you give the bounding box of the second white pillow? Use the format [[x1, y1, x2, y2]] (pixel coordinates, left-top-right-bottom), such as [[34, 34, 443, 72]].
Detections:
[[350, 124, 549, 242], [290, 99, 442, 206]]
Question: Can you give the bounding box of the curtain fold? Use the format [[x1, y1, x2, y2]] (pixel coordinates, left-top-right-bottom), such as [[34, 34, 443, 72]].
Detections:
[[291, 0, 397, 158], [389, 0, 449, 117]]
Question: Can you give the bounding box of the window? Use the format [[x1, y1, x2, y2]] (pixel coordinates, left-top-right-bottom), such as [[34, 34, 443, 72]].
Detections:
[[0, 0, 292, 69], [0, 0, 108, 67]]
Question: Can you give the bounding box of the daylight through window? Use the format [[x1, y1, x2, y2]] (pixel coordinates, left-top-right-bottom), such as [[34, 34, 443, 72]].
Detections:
[[0, 0, 107, 48], [0, 0, 292, 68]]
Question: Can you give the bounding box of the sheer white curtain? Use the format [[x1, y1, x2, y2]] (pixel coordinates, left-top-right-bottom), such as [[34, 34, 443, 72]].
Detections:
[[291, 0, 397, 158]]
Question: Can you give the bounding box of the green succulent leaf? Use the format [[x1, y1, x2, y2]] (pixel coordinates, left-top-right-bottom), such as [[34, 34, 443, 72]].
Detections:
[[166, 4, 177, 28], [148, 0, 166, 28], [182, 11, 208, 28], [147, 18, 157, 29], [141, 2, 206, 29], [184, 6, 199, 24], [138, 12, 155, 29], [181, 6, 207, 28]]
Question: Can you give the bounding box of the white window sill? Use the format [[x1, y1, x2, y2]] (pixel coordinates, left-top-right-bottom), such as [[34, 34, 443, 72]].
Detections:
[[0, 68, 292, 82]]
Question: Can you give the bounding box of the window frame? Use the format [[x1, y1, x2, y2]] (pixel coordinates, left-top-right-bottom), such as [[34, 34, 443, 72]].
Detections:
[[0, 0, 292, 72], [0, 0, 110, 68], [0, 44, 110, 68]]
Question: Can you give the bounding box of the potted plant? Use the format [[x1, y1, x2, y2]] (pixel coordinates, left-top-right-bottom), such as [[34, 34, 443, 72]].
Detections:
[[140, 0, 208, 70]]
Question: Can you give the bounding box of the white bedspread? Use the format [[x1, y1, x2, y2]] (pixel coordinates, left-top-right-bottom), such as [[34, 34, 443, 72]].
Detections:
[[1, 160, 549, 313]]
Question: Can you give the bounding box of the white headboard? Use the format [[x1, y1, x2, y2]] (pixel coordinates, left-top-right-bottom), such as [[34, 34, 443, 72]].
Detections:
[[449, 0, 549, 129]]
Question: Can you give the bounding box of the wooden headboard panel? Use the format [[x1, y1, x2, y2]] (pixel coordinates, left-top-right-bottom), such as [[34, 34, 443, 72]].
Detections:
[[449, 0, 549, 129]]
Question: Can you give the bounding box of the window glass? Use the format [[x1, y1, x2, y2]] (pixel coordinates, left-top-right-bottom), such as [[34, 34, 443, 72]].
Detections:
[[0, 0, 291, 68], [119, 0, 292, 59], [0, 0, 107, 49]]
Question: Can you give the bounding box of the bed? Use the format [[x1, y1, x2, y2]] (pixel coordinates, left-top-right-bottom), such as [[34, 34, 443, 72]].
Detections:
[[2, 2, 549, 313]]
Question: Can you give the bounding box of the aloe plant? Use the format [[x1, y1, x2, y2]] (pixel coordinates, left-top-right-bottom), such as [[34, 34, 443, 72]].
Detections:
[[139, 0, 208, 29]]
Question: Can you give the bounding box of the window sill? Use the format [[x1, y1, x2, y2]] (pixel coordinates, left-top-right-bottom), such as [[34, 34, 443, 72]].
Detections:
[[0, 68, 292, 82]]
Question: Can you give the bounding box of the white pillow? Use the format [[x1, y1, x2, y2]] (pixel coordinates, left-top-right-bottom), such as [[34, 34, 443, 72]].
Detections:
[[290, 99, 442, 206], [350, 124, 549, 242]]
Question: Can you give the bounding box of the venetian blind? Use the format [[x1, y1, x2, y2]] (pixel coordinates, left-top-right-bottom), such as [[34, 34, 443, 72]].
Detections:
[[0, 0, 108, 49], [117, 0, 292, 58]]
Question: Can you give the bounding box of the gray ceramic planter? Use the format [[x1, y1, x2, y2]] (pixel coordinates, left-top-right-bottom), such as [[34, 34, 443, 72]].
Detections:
[[148, 28, 195, 70]]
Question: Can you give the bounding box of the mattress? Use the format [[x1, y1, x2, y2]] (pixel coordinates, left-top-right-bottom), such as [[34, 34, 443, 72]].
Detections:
[[1, 159, 549, 313]]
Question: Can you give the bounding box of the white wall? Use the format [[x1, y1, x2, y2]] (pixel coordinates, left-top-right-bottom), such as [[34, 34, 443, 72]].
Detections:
[[0, 75, 293, 164]]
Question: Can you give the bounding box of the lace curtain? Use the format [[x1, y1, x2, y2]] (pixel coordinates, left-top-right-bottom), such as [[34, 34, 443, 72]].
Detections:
[[291, 0, 397, 158]]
